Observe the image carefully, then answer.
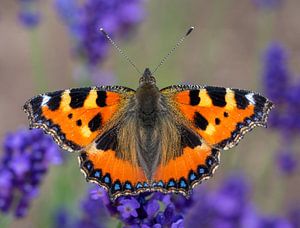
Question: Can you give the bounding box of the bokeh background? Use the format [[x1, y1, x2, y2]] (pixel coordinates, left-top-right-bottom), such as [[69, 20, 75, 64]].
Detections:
[[0, 0, 300, 227]]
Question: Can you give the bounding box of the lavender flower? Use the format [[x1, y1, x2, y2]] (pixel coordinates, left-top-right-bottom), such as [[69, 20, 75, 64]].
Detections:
[[56, 186, 185, 227], [56, 174, 297, 227], [117, 198, 140, 219], [115, 192, 184, 227], [288, 205, 300, 228], [259, 216, 293, 228], [185, 174, 249, 227], [263, 43, 289, 105], [262, 42, 299, 174], [263, 43, 300, 132], [18, 0, 41, 28], [185, 174, 293, 227], [77, 191, 108, 228], [285, 82, 300, 132], [0, 128, 62, 217], [55, 0, 145, 66]]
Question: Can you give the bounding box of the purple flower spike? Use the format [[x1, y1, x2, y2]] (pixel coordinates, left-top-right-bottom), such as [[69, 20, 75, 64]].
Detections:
[[145, 198, 160, 217], [262, 42, 300, 177], [18, 0, 41, 28], [289, 206, 300, 228], [185, 174, 294, 227], [90, 186, 110, 205], [55, 0, 145, 67], [0, 128, 62, 217], [285, 82, 300, 132], [171, 218, 184, 228], [260, 216, 293, 228], [263, 42, 289, 104], [117, 198, 140, 219], [18, 10, 40, 28], [15, 196, 30, 218]]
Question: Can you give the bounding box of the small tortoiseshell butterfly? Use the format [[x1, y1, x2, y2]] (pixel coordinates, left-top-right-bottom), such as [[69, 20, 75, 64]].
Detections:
[[23, 28, 274, 200]]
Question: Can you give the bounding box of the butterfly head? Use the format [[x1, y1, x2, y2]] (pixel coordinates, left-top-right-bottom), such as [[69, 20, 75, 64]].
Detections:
[[139, 68, 156, 86]]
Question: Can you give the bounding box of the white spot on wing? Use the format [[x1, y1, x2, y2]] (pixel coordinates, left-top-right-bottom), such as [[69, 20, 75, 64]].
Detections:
[[246, 93, 255, 104], [41, 95, 50, 106]]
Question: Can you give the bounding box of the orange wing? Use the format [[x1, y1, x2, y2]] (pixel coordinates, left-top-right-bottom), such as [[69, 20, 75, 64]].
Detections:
[[161, 85, 274, 150], [79, 145, 148, 200], [152, 138, 220, 197], [78, 125, 148, 200], [78, 124, 219, 199], [23, 86, 134, 152]]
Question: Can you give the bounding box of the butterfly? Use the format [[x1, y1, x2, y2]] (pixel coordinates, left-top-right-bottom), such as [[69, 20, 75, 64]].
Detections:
[[23, 27, 274, 200], [23, 67, 274, 200]]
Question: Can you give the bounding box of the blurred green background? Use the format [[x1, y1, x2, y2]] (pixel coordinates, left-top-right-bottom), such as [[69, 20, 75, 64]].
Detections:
[[0, 0, 300, 227]]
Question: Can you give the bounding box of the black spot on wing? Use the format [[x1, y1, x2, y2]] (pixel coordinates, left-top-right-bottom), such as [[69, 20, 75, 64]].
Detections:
[[76, 119, 82, 126], [232, 89, 249, 110], [96, 91, 107, 107], [194, 112, 208, 130], [206, 86, 226, 107], [88, 113, 102, 132], [215, 118, 221, 125], [189, 90, 200, 106], [47, 91, 62, 111], [69, 88, 90, 108], [95, 127, 117, 151], [181, 126, 202, 148]]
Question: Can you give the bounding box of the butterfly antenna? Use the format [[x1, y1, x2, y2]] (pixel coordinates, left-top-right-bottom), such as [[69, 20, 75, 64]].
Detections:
[[152, 26, 194, 74], [100, 28, 142, 75]]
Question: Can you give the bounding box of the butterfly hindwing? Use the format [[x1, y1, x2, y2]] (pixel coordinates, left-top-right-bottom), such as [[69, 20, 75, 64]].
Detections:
[[79, 127, 149, 200], [23, 86, 135, 152], [152, 126, 220, 196], [161, 85, 274, 150]]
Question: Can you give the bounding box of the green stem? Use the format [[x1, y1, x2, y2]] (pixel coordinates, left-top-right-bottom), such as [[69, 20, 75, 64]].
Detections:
[[116, 221, 123, 228], [0, 214, 12, 228], [29, 28, 48, 92]]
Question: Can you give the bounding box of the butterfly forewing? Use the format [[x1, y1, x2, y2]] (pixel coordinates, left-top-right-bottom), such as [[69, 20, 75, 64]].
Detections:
[[23, 86, 135, 152], [161, 85, 274, 150]]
